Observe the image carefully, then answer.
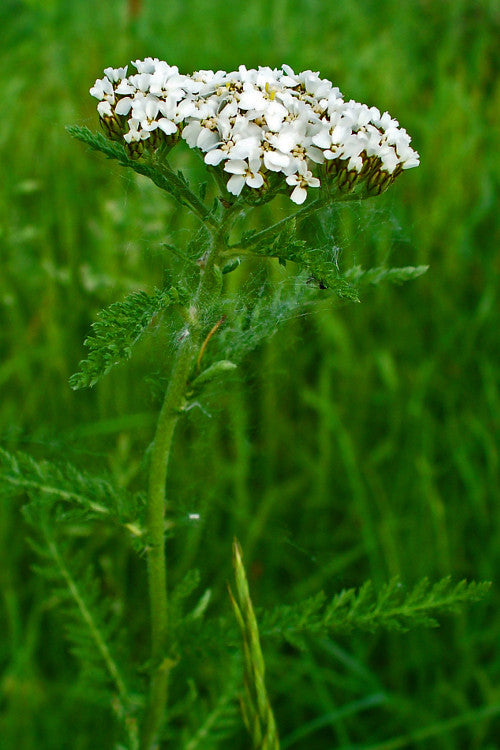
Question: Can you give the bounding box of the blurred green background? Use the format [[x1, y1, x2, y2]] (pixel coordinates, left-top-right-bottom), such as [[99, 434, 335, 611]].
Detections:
[[1, 0, 500, 747]]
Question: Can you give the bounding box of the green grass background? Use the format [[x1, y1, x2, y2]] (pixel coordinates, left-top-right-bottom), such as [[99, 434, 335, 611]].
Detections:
[[1, 0, 500, 747]]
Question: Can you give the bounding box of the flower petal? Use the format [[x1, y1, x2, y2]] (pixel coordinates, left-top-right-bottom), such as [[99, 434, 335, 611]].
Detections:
[[204, 149, 226, 166], [157, 118, 177, 135], [246, 173, 264, 189], [290, 185, 307, 204], [227, 174, 246, 195], [115, 97, 133, 116], [224, 159, 247, 175]]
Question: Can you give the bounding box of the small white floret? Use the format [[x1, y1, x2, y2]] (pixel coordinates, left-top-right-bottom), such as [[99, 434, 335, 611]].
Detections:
[[91, 58, 420, 198]]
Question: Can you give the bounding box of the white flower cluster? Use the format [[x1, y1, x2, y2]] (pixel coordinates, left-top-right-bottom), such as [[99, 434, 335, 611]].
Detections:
[[90, 58, 420, 204]]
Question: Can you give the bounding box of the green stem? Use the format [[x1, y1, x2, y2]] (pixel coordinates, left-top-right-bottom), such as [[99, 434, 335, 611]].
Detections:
[[140, 335, 197, 750], [233, 198, 321, 250], [140, 214, 235, 750], [151, 156, 218, 228]]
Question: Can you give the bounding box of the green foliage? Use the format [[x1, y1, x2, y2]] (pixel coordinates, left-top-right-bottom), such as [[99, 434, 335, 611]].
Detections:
[[169, 569, 203, 639], [213, 275, 313, 364], [66, 124, 131, 164], [189, 360, 238, 394], [343, 264, 429, 287], [2, 1, 499, 748], [261, 578, 491, 641], [0, 447, 145, 533], [23, 507, 140, 749], [67, 126, 216, 224], [238, 219, 358, 301], [182, 686, 240, 750], [70, 286, 184, 390], [212, 257, 426, 370], [178, 577, 490, 662], [236, 219, 427, 301]]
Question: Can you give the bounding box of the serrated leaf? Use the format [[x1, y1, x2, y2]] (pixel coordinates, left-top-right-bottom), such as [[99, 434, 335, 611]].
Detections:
[[183, 685, 239, 750], [26, 515, 138, 748], [260, 577, 491, 639], [0, 447, 144, 531], [67, 126, 215, 224], [70, 286, 184, 390], [242, 225, 359, 301]]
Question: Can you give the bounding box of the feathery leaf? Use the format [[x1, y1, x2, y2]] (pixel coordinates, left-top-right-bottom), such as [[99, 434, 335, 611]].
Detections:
[[67, 126, 216, 224], [261, 577, 491, 639], [25, 511, 139, 748], [1, 447, 144, 532], [183, 683, 240, 750], [70, 286, 184, 390]]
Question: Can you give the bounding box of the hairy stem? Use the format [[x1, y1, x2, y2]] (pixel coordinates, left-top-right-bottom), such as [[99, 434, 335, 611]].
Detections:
[[151, 155, 218, 228], [141, 336, 197, 750], [141, 213, 234, 750]]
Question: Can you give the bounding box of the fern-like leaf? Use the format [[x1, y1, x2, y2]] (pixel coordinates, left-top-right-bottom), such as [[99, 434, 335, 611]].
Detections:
[[241, 223, 358, 301], [0, 448, 144, 533], [70, 286, 184, 389], [25, 511, 139, 747], [175, 577, 490, 664], [213, 275, 316, 365], [261, 577, 490, 639], [67, 126, 215, 224], [183, 685, 240, 750]]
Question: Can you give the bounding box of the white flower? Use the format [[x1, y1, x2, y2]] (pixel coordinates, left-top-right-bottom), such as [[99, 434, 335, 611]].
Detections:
[[91, 58, 420, 201], [357, 124, 384, 157], [224, 158, 265, 195], [115, 92, 156, 118], [266, 121, 323, 172], [132, 57, 160, 74], [89, 77, 114, 102], [190, 69, 228, 95], [280, 64, 300, 87], [286, 162, 320, 204], [104, 66, 128, 83], [149, 68, 188, 104], [339, 134, 364, 163], [347, 154, 364, 172], [238, 84, 267, 112], [298, 70, 332, 99], [182, 118, 220, 151], [177, 97, 217, 121], [379, 148, 399, 174], [115, 79, 136, 96], [131, 98, 177, 135], [97, 100, 113, 118], [384, 126, 412, 157], [123, 119, 150, 143], [376, 111, 399, 130], [402, 150, 420, 169], [263, 100, 288, 131], [129, 73, 152, 93], [263, 148, 292, 173], [131, 97, 159, 122], [205, 136, 260, 166], [115, 96, 135, 116]]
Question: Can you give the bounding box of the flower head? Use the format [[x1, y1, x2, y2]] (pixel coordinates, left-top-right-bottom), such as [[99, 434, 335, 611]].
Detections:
[[90, 59, 420, 198]]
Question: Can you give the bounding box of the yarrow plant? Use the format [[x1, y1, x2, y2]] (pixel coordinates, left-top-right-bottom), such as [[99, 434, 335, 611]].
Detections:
[[2, 56, 489, 750], [90, 58, 419, 203]]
